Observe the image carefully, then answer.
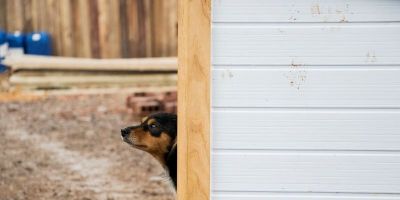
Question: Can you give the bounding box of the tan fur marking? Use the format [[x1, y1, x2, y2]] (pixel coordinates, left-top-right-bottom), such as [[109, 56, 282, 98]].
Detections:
[[147, 118, 156, 125], [145, 132, 172, 166], [127, 127, 172, 167]]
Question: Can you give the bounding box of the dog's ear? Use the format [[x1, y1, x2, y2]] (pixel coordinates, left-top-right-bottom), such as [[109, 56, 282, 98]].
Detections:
[[169, 114, 177, 132], [169, 114, 177, 127], [169, 113, 177, 124], [157, 113, 177, 138], [154, 113, 176, 126]]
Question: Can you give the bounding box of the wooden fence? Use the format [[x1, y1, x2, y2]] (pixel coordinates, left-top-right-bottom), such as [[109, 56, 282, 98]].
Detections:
[[0, 0, 177, 58]]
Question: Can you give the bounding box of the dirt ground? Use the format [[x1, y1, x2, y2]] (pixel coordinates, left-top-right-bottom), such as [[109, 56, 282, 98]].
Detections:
[[0, 92, 175, 200]]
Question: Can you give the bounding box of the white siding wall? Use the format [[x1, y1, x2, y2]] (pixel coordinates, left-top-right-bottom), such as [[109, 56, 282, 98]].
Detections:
[[211, 0, 400, 199]]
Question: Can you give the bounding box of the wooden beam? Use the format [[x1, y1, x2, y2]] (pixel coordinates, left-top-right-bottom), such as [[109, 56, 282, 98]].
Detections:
[[3, 55, 177, 72], [167, 0, 177, 56], [126, 0, 141, 57], [88, 0, 100, 58], [11, 86, 177, 96], [60, 0, 74, 57], [6, 0, 24, 31], [73, 0, 92, 58], [178, 0, 211, 200], [10, 73, 177, 89], [0, 0, 7, 30], [97, 0, 123, 58], [143, 0, 153, 57]]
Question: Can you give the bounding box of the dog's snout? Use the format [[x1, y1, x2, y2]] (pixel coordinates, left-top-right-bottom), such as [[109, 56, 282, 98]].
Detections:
[[121, 128, 130, 137]]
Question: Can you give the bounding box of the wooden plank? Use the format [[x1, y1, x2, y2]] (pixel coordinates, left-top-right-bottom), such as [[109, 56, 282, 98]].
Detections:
[[30, 0, 39, 30], [151, 0, 169, 57], [22, 0, 32, 32], [160, 0, 168, 56], [10, 74, 177, 88], [71, 0, 82, 57], [213, 24, 400, 66], [178, 0, 211, 200], [151, 0, 163, 57], [6, 0, 24, 31], [79, 0, 92, 58], [14, 86, 177, 96], [213, 0, 400, 23], [60, 0, 74, 56], [119, 0, 129, 58], [136, 0, 147, 57], [97, 0, 109, 58], [44, 0, 61, 56], [88, 0, 100, 58], [4, 55, 177, 71], [143, 0, 153, 57], [212, 152, 400, 193], [0, 0, 6, 30], [126, 0, 141, 57], [97, 0, 122, 58], [73, 0, 92, 58], [38, 0, 47, 30], [108, 0, 122, 58], [213, 110, 400, 150], [167, 0, 177, 56], [16, 0, 25, 31], [212, 68, 400, 108]]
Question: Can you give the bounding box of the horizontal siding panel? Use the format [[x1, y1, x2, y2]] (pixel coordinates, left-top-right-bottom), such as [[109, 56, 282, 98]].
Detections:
[[213, 193, 400, 200], [213, 24, 400, 65], [212, 68, 400, 108], [212, 110, 400, 150], [213, 0, 400, 23], [212, 152, 400, 193]]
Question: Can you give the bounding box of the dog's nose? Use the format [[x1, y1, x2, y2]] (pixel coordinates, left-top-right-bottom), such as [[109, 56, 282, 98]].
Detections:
[[121, 128, 130, 137]]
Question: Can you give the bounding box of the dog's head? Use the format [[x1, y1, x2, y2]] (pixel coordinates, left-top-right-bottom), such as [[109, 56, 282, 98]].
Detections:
[[121, 113, 177, 164]]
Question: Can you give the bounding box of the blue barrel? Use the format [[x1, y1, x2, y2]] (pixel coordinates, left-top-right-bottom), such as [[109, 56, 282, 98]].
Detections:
[[0, 30, 6, 47], [7, 31, 25, 56], [0, 30, 7, 72], [25, 32, 52, 56]]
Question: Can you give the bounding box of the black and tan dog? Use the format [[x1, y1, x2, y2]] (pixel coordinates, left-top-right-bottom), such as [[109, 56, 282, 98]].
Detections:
[[121, 112, 177, 189]]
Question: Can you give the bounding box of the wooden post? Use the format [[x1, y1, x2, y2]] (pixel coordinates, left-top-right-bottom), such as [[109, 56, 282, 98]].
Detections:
[[0, 0, 6, 29], [178, 0, 211, 200]]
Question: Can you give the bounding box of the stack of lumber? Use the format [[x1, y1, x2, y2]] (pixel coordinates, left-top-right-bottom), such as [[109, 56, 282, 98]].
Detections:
[[3, 55, 177, 91]]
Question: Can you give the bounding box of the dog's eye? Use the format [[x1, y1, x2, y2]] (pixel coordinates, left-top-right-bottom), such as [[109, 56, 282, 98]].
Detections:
[[149, 124, 157, 128]]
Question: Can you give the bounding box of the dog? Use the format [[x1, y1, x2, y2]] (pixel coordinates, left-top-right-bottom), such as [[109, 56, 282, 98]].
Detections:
[[121, 112, 177, 190]]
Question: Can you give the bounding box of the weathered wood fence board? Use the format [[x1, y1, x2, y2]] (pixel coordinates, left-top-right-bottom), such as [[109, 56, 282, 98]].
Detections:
[[0, 0, 177, 58]]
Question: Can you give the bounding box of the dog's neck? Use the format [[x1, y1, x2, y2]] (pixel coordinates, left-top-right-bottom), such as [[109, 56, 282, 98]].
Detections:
[[164, 142, 177, 189], [148, 141, 177, 189], [147, 138, 175, 166], [150, 152, 167, 167]]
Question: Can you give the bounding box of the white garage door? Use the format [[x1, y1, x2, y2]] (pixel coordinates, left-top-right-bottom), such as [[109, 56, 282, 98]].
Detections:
[[211, 0, 400, 199]]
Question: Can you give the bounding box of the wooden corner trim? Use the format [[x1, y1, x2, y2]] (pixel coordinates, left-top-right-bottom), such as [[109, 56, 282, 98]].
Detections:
[[177, 0, 211, 199]]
